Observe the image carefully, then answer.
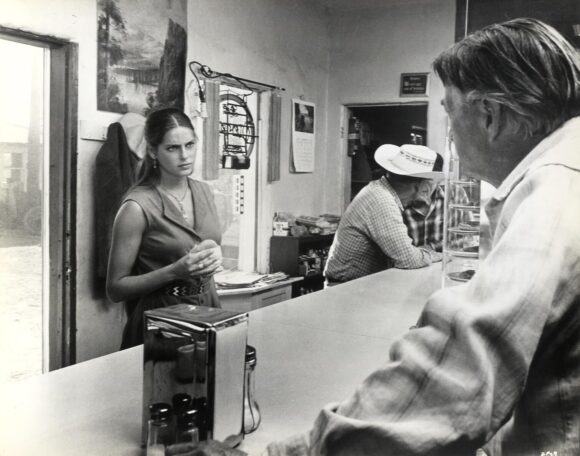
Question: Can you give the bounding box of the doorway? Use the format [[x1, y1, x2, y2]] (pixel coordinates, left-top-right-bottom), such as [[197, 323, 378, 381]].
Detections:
[[0, 28, 77, 382], [347, 103, 428, 200]]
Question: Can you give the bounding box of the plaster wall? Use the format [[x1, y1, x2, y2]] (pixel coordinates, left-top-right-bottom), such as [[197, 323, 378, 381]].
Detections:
[[324, 0, 456, 211], [186, 0, 332, 274]]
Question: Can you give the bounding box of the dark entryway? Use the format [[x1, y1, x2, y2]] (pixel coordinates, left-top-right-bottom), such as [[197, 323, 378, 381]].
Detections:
[[347, 103, 428, 200]]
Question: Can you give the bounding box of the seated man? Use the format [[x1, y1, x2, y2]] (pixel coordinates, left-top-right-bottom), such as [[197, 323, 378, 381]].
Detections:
[[404, 178, 477, 253], [324, 144, 443, 284], [402, 179, 445, 252]]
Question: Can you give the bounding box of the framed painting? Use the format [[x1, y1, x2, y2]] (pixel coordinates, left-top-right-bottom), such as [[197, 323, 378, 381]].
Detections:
[[97, 0, 187, 114]]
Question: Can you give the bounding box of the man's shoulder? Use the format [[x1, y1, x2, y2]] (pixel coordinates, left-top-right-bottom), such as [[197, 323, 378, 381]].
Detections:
[[348, 180, 390, 208], [343, 180, 398, 224], [360, 178, 395, 199]]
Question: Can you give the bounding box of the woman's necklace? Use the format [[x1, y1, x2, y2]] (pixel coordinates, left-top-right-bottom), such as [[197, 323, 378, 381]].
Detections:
[[162, 185, 190, 221]]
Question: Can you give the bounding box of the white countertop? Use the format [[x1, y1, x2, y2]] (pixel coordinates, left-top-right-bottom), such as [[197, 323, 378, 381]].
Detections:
[[0, 264, 442, 455]]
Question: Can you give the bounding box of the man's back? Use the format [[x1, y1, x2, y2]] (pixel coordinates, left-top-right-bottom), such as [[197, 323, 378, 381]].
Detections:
[[482, 118, 580, 454], [324, 178, 400, 282]]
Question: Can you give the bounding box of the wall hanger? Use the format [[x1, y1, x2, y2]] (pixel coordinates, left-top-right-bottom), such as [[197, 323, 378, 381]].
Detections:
[[188, 60, 285, 102]]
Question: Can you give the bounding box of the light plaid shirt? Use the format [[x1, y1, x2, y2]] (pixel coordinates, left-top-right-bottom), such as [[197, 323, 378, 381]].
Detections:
[[324, 177, 441, 282], [268, 117, 580, 455]]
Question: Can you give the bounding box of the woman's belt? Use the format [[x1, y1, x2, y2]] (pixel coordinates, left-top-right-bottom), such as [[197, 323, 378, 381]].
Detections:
[[165, 281, 208, 297]]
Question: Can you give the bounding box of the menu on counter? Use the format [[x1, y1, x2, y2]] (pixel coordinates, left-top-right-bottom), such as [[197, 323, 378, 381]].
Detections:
[[214, 270, 289, 289]]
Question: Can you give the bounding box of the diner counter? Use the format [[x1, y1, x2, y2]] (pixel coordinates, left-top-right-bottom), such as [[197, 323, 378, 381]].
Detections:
[[0, 264, 442, 455]]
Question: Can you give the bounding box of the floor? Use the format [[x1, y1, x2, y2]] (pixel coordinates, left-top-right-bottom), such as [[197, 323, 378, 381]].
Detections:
[[0, 229, 43, 384]]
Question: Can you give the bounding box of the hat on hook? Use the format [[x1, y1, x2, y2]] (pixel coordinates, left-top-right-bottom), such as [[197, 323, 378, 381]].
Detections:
[[374, 144, 444, 179], [119, 112, 146, 160]]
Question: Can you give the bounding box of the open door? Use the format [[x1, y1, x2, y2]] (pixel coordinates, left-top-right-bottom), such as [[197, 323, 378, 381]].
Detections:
[[346, 103, 428, 200], [0, 27, 77, 381]]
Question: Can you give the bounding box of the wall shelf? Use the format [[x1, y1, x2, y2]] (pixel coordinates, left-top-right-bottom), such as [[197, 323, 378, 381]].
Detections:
[[269, 234, 334, 295]]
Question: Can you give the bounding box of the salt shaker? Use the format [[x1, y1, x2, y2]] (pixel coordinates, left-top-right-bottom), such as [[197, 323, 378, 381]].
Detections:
[[146, 402, 172, 455], [175, 407, 200, 444]]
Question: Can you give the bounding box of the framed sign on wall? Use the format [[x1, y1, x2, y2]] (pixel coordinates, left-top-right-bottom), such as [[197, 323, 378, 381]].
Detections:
[[400, 73, 430, 97]]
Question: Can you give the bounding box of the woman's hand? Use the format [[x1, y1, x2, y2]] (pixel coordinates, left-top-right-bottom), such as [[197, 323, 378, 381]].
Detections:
[[172, 240, 223, 280], [193, 239, 223, 277]]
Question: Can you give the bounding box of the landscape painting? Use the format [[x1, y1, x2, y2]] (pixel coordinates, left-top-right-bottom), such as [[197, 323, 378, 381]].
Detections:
[[97, 0, 187, 114]]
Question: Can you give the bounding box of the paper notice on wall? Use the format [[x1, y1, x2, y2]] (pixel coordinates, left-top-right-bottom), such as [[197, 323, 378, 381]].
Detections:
[[291, 99, 315, 172]]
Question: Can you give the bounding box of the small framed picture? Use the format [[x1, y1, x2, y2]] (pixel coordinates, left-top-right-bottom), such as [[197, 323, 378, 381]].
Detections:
[[400, 73, 430, 97]]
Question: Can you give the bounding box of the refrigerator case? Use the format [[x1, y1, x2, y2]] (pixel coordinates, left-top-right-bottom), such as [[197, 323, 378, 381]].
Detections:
[[142, 304, 249, 447]]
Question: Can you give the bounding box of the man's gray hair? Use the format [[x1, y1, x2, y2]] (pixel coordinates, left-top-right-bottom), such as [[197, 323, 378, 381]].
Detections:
[[433, 18, 580, 137]]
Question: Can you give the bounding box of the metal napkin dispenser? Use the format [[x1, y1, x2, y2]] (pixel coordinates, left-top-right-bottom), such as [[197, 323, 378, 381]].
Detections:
[[142, 304, 249, 446]]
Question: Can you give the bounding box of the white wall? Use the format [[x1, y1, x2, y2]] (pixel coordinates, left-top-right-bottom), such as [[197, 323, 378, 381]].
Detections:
[[1, 0, 455, 362], [324, 0, 456, 211], [186, 0, 332, 273]]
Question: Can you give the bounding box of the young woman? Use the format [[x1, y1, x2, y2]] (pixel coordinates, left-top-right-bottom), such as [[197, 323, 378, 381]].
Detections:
[[107, 108, 223, 349]]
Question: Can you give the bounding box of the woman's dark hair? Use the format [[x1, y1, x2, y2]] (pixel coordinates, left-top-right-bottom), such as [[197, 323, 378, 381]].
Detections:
[[135, 107, 196, 186], [433, 18, 580, 137]]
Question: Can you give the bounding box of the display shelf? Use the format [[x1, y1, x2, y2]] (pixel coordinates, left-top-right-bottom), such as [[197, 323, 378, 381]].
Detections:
[[448, 227, 479, 234], [443, 177, 482, 287], [448, 203, 480, 210], [270, 234, 334, 296], [444, 249, 479, 258]]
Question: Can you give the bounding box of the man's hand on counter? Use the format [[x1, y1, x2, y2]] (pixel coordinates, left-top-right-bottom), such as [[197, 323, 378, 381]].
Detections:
[[166, 440, 247, 456]]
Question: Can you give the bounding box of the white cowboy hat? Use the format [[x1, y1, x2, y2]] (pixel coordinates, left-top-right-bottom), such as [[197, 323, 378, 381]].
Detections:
[[374, 144, 444, 179]]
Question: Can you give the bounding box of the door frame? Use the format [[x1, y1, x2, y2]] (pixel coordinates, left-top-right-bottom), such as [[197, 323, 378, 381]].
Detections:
[[341, 101, 429, 210], [0, 26, 78, 370]]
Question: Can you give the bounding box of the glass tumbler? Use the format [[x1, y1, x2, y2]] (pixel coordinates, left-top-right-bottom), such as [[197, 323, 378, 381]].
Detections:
[[243, 345, 261, 434]]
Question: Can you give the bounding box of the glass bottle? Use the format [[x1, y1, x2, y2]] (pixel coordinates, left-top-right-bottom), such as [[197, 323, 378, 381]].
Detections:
[[172, 393, 192, 442], [172, 393, 192, 416], [175, 407, 200, 444], [146, 402, 172, 456], [192, 396, 208, 441], [243, 345, 261, 434]]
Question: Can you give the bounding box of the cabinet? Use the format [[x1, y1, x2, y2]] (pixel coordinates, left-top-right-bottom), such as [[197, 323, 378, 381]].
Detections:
[[217, 277, 303, 313], [269, 234, 334, 296]]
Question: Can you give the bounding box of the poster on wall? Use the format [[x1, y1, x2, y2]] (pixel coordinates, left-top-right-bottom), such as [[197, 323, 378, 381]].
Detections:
[[97, 0, 187, 115], [291, 99, 315, 173]]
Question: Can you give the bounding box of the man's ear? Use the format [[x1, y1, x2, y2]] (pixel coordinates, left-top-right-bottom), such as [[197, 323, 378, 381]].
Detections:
[[479, 98, 503, 141]]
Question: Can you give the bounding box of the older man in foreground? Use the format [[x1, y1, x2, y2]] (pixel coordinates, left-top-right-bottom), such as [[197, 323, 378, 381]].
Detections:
[[267, 17, 580, 456]]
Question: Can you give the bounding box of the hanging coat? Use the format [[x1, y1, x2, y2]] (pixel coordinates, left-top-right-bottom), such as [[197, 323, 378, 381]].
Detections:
[[94, 123, 140, 280]]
